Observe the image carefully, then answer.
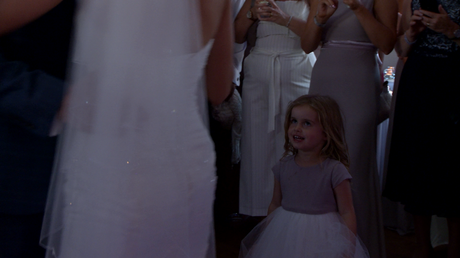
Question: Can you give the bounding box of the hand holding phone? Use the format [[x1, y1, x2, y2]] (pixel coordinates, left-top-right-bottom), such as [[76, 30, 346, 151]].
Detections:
[[259, 0, 271, 18]]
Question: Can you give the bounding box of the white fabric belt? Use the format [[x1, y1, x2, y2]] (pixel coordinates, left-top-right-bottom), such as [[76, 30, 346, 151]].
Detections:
[[250, 47, 312, 132]]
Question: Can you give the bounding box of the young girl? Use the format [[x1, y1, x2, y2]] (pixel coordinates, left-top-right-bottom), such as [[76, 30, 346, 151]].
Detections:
[[239, 95, 369, 258]]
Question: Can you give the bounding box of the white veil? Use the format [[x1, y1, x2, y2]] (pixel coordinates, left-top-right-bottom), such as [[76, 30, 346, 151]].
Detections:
[[41, 0, 217, 257]]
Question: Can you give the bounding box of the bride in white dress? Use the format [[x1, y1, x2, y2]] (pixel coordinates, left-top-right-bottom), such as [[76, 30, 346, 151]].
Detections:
[[39, 0, 233, 257]]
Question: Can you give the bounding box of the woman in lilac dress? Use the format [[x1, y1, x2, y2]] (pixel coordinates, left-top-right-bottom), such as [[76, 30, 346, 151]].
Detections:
[[300, 0, 397, 256]]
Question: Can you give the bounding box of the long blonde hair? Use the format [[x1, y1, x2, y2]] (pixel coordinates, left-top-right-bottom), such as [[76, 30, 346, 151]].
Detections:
[[282, 95, 350, 169]]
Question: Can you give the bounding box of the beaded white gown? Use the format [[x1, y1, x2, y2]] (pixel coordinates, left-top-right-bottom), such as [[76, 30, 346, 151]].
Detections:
[[40, 0, 217, 257]]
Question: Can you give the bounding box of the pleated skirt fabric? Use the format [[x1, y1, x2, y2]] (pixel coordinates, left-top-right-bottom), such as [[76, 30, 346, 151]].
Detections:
[[240, 207, 369, 258]]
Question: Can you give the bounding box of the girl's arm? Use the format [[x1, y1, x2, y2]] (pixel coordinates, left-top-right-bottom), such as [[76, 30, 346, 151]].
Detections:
[[256, 0, 310, 37], [234, 0, 259, 43], [344, 0, 398, 54], [301, 0, 338, 53], [334, 179, 357, 235], [267, 177, 282, 215], [0, 0, 62, 36]]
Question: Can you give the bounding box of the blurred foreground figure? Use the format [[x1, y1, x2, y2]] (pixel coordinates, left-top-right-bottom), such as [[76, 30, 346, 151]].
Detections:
[[40, 0, 233, 257], [0, 1, 75, 257]]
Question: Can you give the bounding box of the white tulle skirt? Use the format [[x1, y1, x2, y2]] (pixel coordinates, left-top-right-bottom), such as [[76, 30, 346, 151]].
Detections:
[[240, 207, 369, 258]]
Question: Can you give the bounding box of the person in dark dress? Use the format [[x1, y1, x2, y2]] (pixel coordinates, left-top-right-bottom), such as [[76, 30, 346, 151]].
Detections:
[[384, 0, 460, 257]]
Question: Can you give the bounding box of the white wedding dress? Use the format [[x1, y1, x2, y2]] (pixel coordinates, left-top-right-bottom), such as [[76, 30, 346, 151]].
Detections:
[[41, 0, 217, 257]]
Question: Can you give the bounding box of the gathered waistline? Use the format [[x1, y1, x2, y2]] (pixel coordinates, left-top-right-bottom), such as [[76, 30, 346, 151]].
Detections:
[[322, 40, 376, 50], [251, 47, 306, 56], [281, 206, 340, 215]]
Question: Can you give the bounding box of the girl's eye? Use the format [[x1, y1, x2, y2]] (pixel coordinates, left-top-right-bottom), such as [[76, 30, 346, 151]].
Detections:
[[303, 121, 311, 126], [291, 118, 297, 124]]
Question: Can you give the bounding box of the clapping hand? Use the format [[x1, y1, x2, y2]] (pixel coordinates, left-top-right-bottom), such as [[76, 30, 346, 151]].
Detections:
[[315, 0, 338, 25], [342, 0, 361, 10], [256, 0, 290, 26]]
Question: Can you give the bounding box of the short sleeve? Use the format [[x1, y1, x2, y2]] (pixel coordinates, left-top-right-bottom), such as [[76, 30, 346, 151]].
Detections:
[[272, 161, 281, 181], [331, 161, 352, 189]]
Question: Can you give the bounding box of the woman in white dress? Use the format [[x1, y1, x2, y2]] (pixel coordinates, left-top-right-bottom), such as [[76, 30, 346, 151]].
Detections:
[[39, 0, 233, 257], [235, 0, 316, 216]]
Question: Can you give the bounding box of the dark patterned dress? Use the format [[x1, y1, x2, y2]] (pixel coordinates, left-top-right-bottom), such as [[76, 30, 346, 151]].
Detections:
[[384, 0, 460, 217]]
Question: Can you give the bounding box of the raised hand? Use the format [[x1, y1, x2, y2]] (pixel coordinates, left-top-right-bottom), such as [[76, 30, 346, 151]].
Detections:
[[405, 9, 426, 41], [256, 0, 291, 26], [342, 0, 361, 10], [315, 0, 338, 24]]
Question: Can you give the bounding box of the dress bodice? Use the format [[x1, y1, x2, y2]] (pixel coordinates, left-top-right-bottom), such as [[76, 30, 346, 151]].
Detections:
[[321, 0, 374, 43], [272, 156, 352, 214], [256, 1, 309, 51], [411, 0, 460, 58]]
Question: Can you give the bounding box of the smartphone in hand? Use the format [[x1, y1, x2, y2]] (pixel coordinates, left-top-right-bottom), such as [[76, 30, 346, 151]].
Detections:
[[419, 0, 440, 13]]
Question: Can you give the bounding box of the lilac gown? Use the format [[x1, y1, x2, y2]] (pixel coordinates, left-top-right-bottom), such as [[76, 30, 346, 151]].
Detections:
[[308, 0, 385, 257]]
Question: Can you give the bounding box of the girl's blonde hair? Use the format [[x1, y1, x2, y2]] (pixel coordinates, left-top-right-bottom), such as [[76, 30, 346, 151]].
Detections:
[[282, 95, 350, 169]]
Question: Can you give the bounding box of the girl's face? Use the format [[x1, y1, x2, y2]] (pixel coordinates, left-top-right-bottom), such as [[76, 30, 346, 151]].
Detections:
[[288, 105, 326, 155]]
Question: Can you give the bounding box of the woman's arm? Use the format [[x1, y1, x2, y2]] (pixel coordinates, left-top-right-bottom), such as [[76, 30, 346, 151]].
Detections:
[[206, 0, 234, 106], [396, 0, 429, 57], [301, 0, 338, 53], [334, 179, 357, 235], [344, 0, 398, 54], [0, 0, 62, 36], [395, 0, 419, 57], [234, 0, 259, 43], [256, 0, 309, 37], [267, 177, 282, 215], [393, 11, 405, 57]]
